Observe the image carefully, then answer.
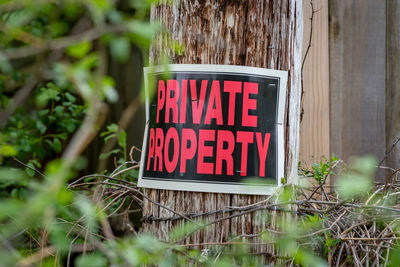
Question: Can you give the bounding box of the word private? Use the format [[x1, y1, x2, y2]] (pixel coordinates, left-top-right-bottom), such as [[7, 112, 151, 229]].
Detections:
[[139, 64, 287, 195]]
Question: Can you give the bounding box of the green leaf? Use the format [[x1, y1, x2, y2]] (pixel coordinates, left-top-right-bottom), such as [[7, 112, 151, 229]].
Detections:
[[85, 0, 112, 24], [0, 167, 28, 188], [29, 159, 42, 168], [7, 9, 34, 27], [75, 195, 99, 231], [38, 109, 50, 116], [107, 9, 123, 23], [66, 41, 93, 59], [294, 248, 327, 267], [44, 159, 62, 175], [336, 156, 376, 198], [75, 53, 99, 69], [104, 133, 116, 144], [278, 185, 295, 203], [99, 149, 120, 160], [102, 76, 118, 103], [10, 188, 19, 198], [118, 130, 126, 149], [58, 132, 68, 140], [25, 162, 36, 177], [0, 145, 17, 156], [336, 173, 372, 198], [110, 37, 131, 62], [351, 155, 377, 176], [65, 3, 81, 20], [75, 253, 107, 267], [52, 138, 62, 153], [48, 21, 70, 38], [36, 121, 47, 134], [135, 234, 166, 253], [107, 123, 118, 132], [49, 222, 72, 252], [331, 154, 339, 162], [0, 199, 23, 221], [18, 188, 28, 199], [129, 168, 139, 178], [388, 245, 400, 267], [65, 92, 76, 102], [127, 20, 160, 46], [0, 53, 12, 74], [54, 105, 64, 115], [66, 121, 76, 133], [36, 86, 61, 107]]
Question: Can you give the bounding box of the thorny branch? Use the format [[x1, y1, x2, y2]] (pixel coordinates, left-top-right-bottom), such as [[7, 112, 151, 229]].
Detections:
[[66, 154, 400, 266], [14, 142, 400, 266]]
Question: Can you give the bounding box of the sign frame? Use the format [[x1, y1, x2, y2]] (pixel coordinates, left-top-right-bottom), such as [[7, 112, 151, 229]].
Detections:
[[138, 64, 288, 195]]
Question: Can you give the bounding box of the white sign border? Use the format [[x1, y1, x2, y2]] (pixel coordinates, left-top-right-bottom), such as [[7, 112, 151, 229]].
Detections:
[[138, 64, 288, 195]]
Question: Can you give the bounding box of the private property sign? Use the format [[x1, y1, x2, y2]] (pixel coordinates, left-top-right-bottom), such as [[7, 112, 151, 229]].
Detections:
[[138, 65, 288, 195]]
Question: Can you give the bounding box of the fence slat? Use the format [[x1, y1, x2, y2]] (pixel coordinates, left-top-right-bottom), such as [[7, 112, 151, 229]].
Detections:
[[300, 0, 330, 167], [329, 0, 386, 179], [386, 0, 400, 171]]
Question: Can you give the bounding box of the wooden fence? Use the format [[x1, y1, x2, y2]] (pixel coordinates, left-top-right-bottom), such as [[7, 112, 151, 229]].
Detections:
[[301, 0, 400, 181]]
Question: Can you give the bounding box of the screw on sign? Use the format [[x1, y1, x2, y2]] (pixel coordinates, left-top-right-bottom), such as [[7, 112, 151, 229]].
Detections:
[[139, 64, 287, 195]]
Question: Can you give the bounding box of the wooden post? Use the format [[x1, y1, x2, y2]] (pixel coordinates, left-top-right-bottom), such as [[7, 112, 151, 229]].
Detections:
[[142, 0, 303, 257]]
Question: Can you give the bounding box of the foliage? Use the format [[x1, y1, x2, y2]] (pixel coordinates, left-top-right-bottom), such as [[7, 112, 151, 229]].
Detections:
[[2, 82, 85, 166], [99, 123, 127, 162], [336, 156, 376, 199], [299, 155, 338, 184], [0, 0, 162, 266]]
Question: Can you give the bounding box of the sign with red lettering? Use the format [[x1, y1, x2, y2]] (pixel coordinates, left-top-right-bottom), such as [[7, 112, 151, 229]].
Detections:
[[138, 65, 287, 195]]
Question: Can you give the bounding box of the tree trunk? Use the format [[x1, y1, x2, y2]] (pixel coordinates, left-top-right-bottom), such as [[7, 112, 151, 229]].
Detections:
[[142, 0, 303, 260]]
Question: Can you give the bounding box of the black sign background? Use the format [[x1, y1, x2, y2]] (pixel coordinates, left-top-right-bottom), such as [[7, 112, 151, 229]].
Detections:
[[141, 71, 280, 186]]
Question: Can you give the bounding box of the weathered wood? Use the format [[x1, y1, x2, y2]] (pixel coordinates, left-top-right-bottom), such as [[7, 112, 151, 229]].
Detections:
[[329, 1, 386, 179], [300, 0, 330, 167], [142, 0, 303, 257], [386, 0, 400, 170]]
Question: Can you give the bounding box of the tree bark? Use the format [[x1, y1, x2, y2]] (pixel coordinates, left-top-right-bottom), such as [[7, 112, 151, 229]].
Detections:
[[142, 0, 303, 260]]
